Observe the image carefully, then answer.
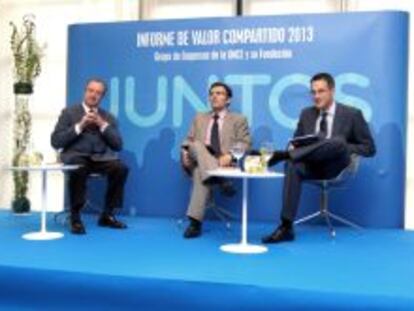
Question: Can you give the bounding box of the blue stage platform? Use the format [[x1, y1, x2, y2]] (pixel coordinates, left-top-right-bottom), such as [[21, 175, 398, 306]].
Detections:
[[1, 212, 414, 310]]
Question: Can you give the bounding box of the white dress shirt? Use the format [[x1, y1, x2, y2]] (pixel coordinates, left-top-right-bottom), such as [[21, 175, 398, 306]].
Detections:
[[315, 101, 336, 138], [204, 109, 227, 146], [75, 102, 109, 134]]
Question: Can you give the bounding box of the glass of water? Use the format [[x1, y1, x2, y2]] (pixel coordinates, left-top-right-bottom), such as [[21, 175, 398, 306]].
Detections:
[[260, 142, 274, 170], [230, 141, 246, 170]]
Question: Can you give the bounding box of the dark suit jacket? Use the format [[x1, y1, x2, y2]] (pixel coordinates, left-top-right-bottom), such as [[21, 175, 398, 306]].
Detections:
[[294, 103, 376, 157], [51, 104, 123, 164]]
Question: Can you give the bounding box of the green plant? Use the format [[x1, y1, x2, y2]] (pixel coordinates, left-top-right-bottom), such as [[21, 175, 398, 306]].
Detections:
[[9, 15, 44, 213], [12, 95, 32, 212], [10, 14, 44, 89]]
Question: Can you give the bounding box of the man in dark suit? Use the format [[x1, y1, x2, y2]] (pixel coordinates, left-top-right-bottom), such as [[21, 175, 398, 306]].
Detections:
[[262, 72, 376, 244], [51, 78, 129, 234]]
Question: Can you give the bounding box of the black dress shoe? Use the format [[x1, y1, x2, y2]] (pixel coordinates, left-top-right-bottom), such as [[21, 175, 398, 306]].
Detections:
[[183, 221, 202, 239], [70, 219, 86, 235], [268, 151, 290, 167], [262, 225, 295, 244], [98, 215, 127, 229], [248, 150, 261, 156]]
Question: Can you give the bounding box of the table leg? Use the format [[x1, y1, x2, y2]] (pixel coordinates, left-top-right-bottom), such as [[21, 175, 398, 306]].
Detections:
[[22, 170, 64, 240], [220, 178, 268, 254], [40, 169, 47, 233], [241, 177, 248, 245]]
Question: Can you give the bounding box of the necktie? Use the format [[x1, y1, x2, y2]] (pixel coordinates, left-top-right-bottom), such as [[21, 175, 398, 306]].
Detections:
[[319, 112, 328, 138], [86, 108, 99, 132], [210, 114, 221, 156]]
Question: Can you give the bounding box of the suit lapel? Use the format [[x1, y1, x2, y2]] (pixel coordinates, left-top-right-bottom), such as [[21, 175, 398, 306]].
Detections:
[[199, 111, 234, 151], [221, 113, 234, 152], [308, 108, 319, 133], [200, 113, 210, 142], [332, 103, 344, 136], [74, 104, 85, 121]]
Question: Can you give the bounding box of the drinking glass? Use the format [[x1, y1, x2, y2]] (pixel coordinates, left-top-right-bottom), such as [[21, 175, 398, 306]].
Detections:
[[260, 142, 274, 170], [230, 142, 246, 170]]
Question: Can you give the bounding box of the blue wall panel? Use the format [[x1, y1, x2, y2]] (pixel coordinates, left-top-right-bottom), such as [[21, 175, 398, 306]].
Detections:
[[67, 11, 409, 227]]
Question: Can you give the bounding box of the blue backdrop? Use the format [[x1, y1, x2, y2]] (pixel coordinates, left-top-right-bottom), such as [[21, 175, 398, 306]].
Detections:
[[67, 11, 409, 228]]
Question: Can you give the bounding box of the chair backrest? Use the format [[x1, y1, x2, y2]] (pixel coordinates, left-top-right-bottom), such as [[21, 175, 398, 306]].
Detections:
[[332, 153, 359, 182], [89, 172, 103, 178], [308, 154, 360, 189]]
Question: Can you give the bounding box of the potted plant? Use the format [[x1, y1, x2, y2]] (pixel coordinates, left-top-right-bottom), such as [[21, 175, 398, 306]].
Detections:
[[10, 15, 45, 213]]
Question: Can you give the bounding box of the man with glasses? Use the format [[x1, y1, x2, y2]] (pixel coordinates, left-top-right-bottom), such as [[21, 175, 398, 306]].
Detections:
[[262, 72, 376, 244]]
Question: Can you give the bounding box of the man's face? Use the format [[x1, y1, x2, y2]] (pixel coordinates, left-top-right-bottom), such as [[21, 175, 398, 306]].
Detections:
[[311, 79, 334, 111], [84, 81, 105, 108], [209, 86, 230, 111]]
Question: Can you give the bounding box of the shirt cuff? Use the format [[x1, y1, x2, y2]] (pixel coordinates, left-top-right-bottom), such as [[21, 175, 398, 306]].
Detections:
[[75, 123, 82, 135], [100, 122, 109, 133]]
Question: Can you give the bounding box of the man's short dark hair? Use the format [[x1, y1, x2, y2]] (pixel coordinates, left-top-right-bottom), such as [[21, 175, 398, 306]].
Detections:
[[209, 81, 233, 98], [310, 73, 335, 89], [85, 78, 107, 96]]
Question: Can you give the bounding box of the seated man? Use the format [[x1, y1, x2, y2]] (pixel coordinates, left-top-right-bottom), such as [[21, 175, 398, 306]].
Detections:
[[51, 78, 129, 234], [262, 72, 376, 244], [181, 82, 251, 238]]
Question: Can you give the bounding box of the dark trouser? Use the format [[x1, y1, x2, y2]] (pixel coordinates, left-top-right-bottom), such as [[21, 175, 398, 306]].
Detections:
[[281, 138, 350, 222], [68, 157, 129, 217]]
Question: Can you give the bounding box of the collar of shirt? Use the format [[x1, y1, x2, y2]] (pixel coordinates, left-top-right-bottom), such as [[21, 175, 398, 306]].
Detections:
[[315, 101, 336, 138], [211, 109, 228, 120], [204, 109, 228, 145], [320, 101, 336, 118], [82, 102, 97, 113]]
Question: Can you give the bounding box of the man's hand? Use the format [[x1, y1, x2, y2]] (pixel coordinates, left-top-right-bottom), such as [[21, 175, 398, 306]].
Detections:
[[94, 113, 108, 129], [181, 149, 192, 169], [77, 111, 108, 131], [218, 153, 233, 167], [78, 111, 97, 131]]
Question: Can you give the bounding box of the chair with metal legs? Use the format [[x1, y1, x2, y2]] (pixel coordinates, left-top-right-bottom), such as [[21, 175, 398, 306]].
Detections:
[[54, 173, 104, 226], [177, 187, 236, 230], [206, 190, 236, 230], [294, 154, 362, 237]]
